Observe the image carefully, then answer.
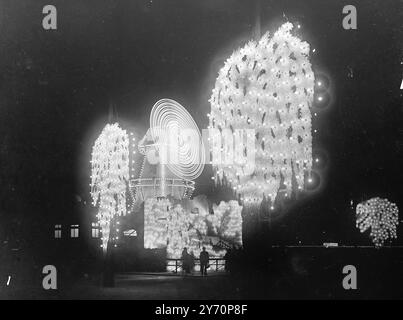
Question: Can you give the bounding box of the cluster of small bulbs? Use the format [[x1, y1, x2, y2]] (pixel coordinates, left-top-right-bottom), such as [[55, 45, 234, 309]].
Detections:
[[90, 123, 129, 252], [128, 132, 140, 210], [144, 197, 175, 249], [144, 198, 207, 258], [129, 132, 137, 179], [208, 201, 243, 246], [209, 22, 314, 207], [166, 203, 193, 258], [144, 197, 242, 258], [356, 197, 399, 248]]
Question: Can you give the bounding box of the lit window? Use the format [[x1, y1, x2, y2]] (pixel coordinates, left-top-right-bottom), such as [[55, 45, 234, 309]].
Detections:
[[91, 222, 100, 238], [70, 225, 79, 238], [54, 224, 62, 239]]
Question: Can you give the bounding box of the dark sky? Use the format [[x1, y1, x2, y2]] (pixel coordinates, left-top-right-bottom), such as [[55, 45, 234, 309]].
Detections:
[[0, 0, 401, 245]]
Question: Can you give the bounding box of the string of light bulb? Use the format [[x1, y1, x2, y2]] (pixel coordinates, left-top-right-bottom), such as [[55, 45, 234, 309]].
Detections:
[[90, 123, 129, 252], [209, 22, 315, 209]]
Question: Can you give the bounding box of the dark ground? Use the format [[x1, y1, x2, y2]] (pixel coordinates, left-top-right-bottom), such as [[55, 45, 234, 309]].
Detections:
[[2, 247, 403, 299]]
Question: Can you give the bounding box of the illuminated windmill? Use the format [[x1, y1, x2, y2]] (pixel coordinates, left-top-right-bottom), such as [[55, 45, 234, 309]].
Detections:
[[130, 99, 205, 202]]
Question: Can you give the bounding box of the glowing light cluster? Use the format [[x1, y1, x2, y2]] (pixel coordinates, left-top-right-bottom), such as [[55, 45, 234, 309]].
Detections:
[[144, 198, 205, 258], [143, 198, 171, 249], [90, 123, 129, 252], [166, 203, 194, 259], [208, 201, 243, 246], [356, 197, 399, 248], [144, 197, 242, 258], [209, 22, 314, 207]]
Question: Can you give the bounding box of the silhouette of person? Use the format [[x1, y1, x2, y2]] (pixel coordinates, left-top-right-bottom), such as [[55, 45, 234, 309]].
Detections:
[[181, 247, 190, 274], [189, 251, 195, 274], [224, 248, 232, 273], [199, 247, 209, 276]]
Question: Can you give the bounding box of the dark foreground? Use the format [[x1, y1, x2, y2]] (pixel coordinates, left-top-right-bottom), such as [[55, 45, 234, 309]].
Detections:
[[1, 247, 403, 299]]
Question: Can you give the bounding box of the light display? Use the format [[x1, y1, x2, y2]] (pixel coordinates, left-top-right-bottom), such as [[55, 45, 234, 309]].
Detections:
[[208, 201, 243, 246], [135, 99, 204, 200], [144, 197, 242, 258], [209, 22, 314, 209], [90, 123, 130, 252], [166, 203, 193, 258], [356, 197, 399, 248], [144, 198, 202, 258], [148, 99, 205, 181], [144, 198, 174, 250]]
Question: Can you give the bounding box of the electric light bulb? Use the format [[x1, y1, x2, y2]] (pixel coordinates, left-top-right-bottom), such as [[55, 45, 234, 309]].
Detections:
[[356, 197, 399, 247]]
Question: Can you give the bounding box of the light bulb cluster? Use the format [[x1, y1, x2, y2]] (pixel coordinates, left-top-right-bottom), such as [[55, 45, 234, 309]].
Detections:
[[144, 197, 242, 258], [144, 197, 176, 249], [90, 123, 129, 252], [128, 132, 141, 210], [208, 201, 243, 246], [166, 203, 194, 259], [144, 198, 200, 258], [209, 22, 314, 207], [356, 197, 399, 248], [129, 132, 136, 179]]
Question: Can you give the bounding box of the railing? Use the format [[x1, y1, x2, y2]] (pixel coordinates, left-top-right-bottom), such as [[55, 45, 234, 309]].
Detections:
[[166, 258, 226, 273], [129, 178, 195, 200], [130, 178, 195, 189]]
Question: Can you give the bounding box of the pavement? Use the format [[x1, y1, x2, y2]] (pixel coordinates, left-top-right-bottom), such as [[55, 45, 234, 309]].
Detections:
[[0, 271, 241, 300]]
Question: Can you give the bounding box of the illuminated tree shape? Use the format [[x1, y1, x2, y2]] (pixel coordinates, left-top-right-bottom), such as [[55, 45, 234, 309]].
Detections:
[[356, 197, 399, 248], [209, 22, 314, 208], [90, 123, 129, 252]]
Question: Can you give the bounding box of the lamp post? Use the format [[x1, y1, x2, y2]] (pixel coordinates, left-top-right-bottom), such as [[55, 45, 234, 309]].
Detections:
[[103, 217, 117, 287]]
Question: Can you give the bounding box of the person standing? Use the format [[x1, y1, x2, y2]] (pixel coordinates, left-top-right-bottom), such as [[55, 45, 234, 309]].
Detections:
[[224, 248, 232, 273], [189, 251, 195, 275], [181, 247, 190, 274], [199, 247, 209, 276]]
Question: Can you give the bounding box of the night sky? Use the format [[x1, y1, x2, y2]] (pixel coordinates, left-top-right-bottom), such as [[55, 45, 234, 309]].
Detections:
[[0, 0, 401, 247]]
